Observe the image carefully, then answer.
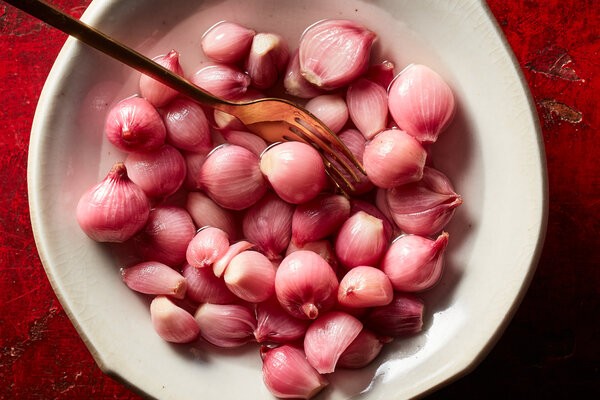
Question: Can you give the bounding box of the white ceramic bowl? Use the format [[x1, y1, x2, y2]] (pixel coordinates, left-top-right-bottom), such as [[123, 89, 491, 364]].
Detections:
[[28, 0, 547, 399]]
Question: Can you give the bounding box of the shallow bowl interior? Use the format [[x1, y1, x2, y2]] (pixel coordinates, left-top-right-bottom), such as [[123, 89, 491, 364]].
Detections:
[[28, 0, 547, 399]]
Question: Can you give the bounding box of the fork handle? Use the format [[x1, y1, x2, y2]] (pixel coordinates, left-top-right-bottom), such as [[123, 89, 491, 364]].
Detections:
[[5, 0, 228, 107]]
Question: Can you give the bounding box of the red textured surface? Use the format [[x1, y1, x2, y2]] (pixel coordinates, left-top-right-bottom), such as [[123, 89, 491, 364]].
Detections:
[[0, 0, 598, 399]]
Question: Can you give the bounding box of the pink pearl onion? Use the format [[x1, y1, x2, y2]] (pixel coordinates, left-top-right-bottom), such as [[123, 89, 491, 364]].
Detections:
[[182, 263, 237, 304], [242, 193, 294, 260], [161, 97, 212, 153], [212, 240, 255, 278], [183, 151, 208, 191], [221, 130, 267, 157], [336, 128, 374, 194], [275, 250, 338, 320], [185, 226, 230, 269], [186, 191, 240, 240], [259, 142, 327, 205], [254, 299, 309, 344], [380, 232, 449, 292], [346, 77, 389, 140], [132, 206, 195, 267], [386, 167, 462, 236], [201, 21, 256, 64], [245, 32, 290, 90], [261, 345, 329, 399], [388, 64, 456, 144], [334, 211, 388, 269], [124, 144, 186, 199], [283, 49, 323, 99], [365, 60, 395, 89], [76, 162, 150, 243], [299, 19, 376, 90], [104, 96, 166, 153], [194, 303, 256, 348], [304, 94, 348, 134], [200, 144, 267, 210], [337, 266, 393, 308], [364, 293, 424, 337], [139, 50, 184, 107], [190, 64, 251, 100], [303, 311, 363, 374], [291, 194, 351, 246], [363, 129, 427, 189], [337, 329, 387, 369], [224, 250, 276, 303], [150, 296, 200, 344], [122, 261, 187, 299]]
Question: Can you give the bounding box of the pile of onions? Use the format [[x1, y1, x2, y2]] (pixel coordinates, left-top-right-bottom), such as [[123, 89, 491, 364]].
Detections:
[[76, 18, 462, 400]]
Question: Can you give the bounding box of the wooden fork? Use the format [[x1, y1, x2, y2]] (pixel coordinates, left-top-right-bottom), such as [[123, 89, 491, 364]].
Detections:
[[8, 0, 366, 195]]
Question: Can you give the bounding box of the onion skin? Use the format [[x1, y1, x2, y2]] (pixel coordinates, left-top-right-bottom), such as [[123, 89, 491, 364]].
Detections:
[[76, 162, 150, 243]]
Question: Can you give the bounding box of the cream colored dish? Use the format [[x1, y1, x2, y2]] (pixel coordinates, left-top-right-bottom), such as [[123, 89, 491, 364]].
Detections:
[[28, 0, 547, 398]]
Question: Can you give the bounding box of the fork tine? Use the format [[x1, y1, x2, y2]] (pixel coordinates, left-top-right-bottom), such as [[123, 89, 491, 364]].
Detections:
[[324, 168, 351, 198], [292, 113, 367, 176], [217, 98, 367, 186], [321, 156, 356, 195], [290, 121, 362, 182]]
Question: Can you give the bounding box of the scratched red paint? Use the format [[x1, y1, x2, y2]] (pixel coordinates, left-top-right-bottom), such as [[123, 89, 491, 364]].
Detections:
[[0, 0, 598, 399]]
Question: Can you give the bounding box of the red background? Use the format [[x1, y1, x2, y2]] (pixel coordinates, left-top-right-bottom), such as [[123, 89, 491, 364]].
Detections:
[[1, 0, 598, 398]]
